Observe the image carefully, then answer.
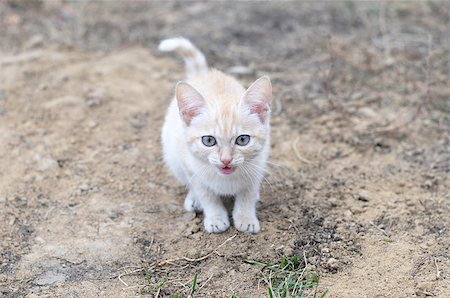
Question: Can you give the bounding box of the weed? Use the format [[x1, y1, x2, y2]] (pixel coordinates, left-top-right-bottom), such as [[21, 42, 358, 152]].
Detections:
[[244, 255, 327, 298], [188, 272, 198, 298], [142, 272, 166, 297]]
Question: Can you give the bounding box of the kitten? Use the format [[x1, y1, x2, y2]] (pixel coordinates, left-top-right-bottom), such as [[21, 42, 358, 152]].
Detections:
[[159, 37, 272, 234]]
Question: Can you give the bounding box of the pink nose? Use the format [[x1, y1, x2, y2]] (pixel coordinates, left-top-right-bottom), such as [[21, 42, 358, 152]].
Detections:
[[221, 159, 232, 166]]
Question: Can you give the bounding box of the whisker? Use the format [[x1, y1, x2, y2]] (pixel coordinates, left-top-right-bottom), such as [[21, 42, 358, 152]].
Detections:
[[244, 161, 279, 179], [244, 163, 275, 192], [240, 166, 254, 189], [263, 160, 289, 168], [241, 163, 255, 184], [245, 160, 290, 182], [186, 163, 209, 188]]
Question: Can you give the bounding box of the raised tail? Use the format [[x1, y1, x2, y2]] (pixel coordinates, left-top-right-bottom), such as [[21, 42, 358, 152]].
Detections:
[[158, 37, 208, 80]]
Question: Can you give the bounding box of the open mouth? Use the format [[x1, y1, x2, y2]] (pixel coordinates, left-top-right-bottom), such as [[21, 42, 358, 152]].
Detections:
[[220, 166, 235, 175]]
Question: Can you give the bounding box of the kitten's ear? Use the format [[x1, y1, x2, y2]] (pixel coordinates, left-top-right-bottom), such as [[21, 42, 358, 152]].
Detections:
[[175, 81, 205, 126], [242, 76, 272, 123]]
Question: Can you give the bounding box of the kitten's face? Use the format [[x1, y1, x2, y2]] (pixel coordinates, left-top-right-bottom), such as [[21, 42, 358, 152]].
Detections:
[[176, 76, 272, 176], [186, 108, 267, 175]]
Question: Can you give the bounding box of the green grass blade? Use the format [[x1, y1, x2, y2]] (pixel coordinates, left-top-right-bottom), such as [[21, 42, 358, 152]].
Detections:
[[189, 272, 198, 297], [244, 259, 269, 266], [268, 287, 274, 298]]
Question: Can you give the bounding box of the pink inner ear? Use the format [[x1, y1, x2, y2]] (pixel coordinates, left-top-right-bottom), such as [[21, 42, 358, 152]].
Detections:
[[181, 105, 201, 126], [243, 76, 272, 123], [176, 82, 205, 126], [249, 102, 268, 123]]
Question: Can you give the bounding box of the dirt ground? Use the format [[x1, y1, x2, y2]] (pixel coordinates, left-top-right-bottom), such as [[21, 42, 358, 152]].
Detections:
[[0, 1, 449, 298]]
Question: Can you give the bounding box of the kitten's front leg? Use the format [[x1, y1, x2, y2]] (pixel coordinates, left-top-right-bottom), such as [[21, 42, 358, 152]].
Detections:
[[233, 188, 260, 234], [184, 190, 203, 212], [190, 181, 229, 233]]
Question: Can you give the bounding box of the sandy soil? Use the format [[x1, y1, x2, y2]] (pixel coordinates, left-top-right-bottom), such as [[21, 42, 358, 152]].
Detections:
[[0, 2, 449, 298]]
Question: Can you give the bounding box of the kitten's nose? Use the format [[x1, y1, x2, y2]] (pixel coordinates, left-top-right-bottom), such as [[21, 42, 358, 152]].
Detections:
[[221, 158, 232, 166]]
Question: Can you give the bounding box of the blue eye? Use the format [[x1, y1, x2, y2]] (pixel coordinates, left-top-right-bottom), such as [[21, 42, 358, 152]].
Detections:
[[201, 136, 216, 147], [236, 135, 250, 146]]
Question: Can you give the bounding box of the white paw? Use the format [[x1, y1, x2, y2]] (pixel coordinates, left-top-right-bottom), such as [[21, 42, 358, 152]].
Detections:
[[184, 192, 202, 212], [234, 214, 260, 234], [204, 215, 230, 233]]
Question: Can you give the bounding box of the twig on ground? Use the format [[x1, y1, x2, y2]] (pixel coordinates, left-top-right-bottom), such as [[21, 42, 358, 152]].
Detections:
[[144, 236, 154, 255], [178, 281, 189, 291], [121, 278, 185, 291], [118, 274, 129, 287], [434, 257, 441, 279], [121, 284, 145, 290], [292, 266, 308, 297], [287, 218, 299, 232], [198, 273, 214, 291], [303, 250, 308, 269], [157, 234, 237, 267], [118, 267, 145, 287], [118, 235, 237, 293], [368, 221, 389, 237], [292, 136, 312, 164], [118, 265, 144, 271]]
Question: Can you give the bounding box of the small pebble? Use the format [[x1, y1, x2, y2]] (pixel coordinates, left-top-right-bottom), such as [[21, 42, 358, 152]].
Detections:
[[85, 89, 106, 107], [329, 197, 338, 207], [359, 107, 377, 118], [35, 236, 45, 244], [108, 210, 123, 220], [344, 210, 352, 218], [130, 113, 147, 129], [357, 190, 370, 202], [79, 184, 89, 192], [321, 247, 330, 253], [14, 196, 27, 207], [87, 121, 98, 128], [191, 225, 201, 233], [326, 258, 339, 270]]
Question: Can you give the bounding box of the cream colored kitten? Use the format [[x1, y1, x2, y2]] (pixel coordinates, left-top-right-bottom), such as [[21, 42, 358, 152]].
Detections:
[[159, 37, 272, 234]]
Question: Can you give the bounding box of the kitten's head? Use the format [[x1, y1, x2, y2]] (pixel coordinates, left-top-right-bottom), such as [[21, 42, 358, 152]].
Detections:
[[176, 76, 272, 176]]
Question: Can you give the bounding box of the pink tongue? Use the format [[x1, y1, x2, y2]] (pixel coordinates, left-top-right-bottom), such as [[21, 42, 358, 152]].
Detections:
[[221, 166, 234, 175]]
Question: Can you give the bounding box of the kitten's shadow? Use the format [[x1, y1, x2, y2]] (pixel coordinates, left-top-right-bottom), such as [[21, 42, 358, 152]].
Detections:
[[220, 195, 235, 214], [187, 195, 235, 217]]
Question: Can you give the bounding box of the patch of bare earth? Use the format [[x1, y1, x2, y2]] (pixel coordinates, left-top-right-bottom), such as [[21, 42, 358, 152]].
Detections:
[[1, 1, 449, 298]]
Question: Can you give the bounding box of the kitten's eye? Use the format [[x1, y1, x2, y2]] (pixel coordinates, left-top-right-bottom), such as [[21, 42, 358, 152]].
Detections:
[[235, 135, 250, 146], [201, 135, 216, 147]]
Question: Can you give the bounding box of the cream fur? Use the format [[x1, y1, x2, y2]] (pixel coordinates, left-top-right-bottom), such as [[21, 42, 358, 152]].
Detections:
[[160, 37, 272, 234]]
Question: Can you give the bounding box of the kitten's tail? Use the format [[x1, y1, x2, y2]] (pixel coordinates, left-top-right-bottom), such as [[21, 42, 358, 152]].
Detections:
[[158, 37, 208, 80]]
